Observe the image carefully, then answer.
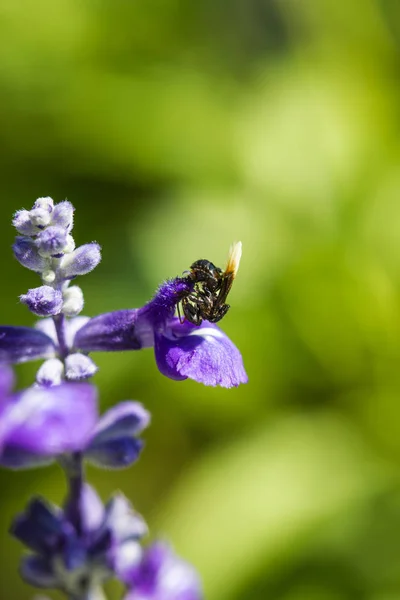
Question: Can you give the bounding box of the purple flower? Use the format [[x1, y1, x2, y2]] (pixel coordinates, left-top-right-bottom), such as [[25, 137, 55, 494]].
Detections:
[[0, 277, 247, 387], [12, 485, 146, 596], [0, 381, 150, 469], [121, 542, 202, 600], [75, 278, 248, 388]]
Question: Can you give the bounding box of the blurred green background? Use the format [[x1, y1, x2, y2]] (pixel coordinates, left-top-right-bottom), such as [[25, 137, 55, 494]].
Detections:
[[1, 0, 400, 598]]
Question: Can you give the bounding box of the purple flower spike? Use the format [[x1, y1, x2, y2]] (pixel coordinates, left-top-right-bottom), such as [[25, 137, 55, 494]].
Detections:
[[155, 319, 248, 388], [0, 383, 98, 468], [0, 326, 56, 364], [86, 402, 150, 469], [122, 542, 202, 600], [12, 486, 146, 596], [20, 286, 63, 317]]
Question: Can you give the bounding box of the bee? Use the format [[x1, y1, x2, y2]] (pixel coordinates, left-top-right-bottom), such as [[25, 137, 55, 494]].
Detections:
[[178, 242, 242, 326]]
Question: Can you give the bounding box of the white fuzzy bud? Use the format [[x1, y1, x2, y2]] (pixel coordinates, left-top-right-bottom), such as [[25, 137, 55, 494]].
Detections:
[[65, 353, 98, 380], [62, 285, 84, 316], [33, 197, 54, 213], [63, 234, 76, 254], [36, 358, 64, 386], [42, 269, 56, 284]]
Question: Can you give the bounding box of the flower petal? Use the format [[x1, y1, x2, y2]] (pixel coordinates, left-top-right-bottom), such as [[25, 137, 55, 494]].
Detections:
[[0, 326, 56, 364], [155, 319, 248, 388], [74, 310, 147, 351], [20, 556, 58, 589], [86, 437, 144, 469], [89, 402, 150, 445], [0, 383, 98, 466], [0, 447, 54, 469], [0, 365, 14, 398], [11, 498, 64, 553], [123, 542, 202, 600]]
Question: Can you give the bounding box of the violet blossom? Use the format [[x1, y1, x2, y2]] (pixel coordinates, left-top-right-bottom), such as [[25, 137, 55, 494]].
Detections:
[[120, 542, 202, 600], [0, 285, 247, 388], [0, 380, 149, 469]]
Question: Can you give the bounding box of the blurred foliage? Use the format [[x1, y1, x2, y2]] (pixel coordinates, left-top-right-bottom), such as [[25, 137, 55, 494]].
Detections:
[[1, 0, 400, 598]]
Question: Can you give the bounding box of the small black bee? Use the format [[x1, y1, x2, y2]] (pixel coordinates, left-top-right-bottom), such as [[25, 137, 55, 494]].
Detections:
[[178, 242, 242, 326]]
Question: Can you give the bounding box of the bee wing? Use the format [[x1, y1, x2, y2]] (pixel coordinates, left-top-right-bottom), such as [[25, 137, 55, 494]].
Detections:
[[225, 241, 242, 277]]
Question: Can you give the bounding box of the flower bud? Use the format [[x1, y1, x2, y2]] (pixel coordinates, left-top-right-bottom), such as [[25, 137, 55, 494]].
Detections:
[[36, 358, 64, 386], [65, 353, 98, 380], [51, 200, 74, 231], [33, 197, 54, 213], [29, 207, 52, 228], [62, 285, 84, 317], [63, 234, 75, 254], [12, 210, 37, 236], [13, 237, 49, 272], [36, 226, 68, 257], [59, 243, 101, 278], [20, 286, 63, 317], [42, 269, 56, 284]]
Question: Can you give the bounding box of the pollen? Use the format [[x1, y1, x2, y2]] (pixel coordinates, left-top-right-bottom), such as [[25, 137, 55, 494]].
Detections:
[[225, 241, 242, 277]]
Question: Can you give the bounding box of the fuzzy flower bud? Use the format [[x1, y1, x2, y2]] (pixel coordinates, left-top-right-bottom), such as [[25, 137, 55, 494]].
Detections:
[[51, 200, 74, 231], [35, 226, 68, 258], [13, 237, 49, 272], [36, 358, 64, 386], [42, 269, 56, 284], [33, 197, 54, 213], [12, 210, 37, 236], [65, 353, 98, 380], [63, 234, 75, 254], [59, 243, 101, 279], [20, 286, 63, 317], [62, 286, 84, 317], [29, 208, 52, 228]]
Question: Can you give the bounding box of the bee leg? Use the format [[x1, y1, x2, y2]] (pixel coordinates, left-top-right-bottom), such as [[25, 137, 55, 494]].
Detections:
[[177, 302, 185, 324], [209, 303, 230, 323], [182, 300, 203, 326], [189, 292, 213, 311]]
